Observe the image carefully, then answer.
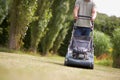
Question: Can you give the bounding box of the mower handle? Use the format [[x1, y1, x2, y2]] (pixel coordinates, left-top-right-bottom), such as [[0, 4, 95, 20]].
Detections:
[[74, 15, 94, 30], [78, 15, 92, 19]]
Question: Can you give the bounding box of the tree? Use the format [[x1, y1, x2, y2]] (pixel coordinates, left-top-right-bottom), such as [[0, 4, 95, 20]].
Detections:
[[0, 0, 9, 24], [112, 29, 120, 68], [52, 0, 75, 54], [0, 0, 11, 46], [95, 13, 120, 36], [30, 0, 53, 53], [9, 0, 37, 50], [40, 0, 71, 55], [94, 30, 111, 57], [0, 16, 9, 46], [52, 23, 70, 53], [58, 21, 73, 56]]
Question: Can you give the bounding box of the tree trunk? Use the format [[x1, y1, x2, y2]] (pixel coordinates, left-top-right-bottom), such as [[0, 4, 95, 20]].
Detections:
[[113, 57, 120, 68], [9, 0, 20, 49], [9, 0, 37, 50]]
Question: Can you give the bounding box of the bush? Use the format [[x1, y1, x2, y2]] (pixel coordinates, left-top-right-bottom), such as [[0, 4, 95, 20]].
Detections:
[[112, 29, 120, 68], [94, 30, 111, 57], [0, 17, 9, 46], [95, 59, 113, 66]]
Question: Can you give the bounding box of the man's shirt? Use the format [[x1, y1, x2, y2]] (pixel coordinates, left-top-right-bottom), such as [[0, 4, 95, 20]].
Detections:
[[75, 0, 96, 27]]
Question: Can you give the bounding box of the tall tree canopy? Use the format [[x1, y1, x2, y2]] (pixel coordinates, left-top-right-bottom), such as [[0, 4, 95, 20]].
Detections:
[[30, 0, 53, 52]]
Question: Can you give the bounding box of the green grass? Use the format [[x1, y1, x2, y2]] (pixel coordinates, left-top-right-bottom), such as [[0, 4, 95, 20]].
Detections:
[[0, 47, 41, 56], [95, 59, 113, 66], [0, 47, 13, 53], [0, 47, 114, 67], [0, 52, 120, 80]]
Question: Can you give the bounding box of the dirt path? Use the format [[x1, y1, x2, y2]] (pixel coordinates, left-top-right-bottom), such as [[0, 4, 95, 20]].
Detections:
[[0, 52, 120, 80]]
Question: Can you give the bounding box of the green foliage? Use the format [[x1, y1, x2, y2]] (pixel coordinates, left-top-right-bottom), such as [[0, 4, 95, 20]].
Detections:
[[40, 0, 70, 54], [9, 0, 37, 49], [16, 0, 37, 31], [51, 0, 75, 54], [112, 29, 120, 68], [0, 0, 10, 46], [94, 30, 111, 57], [0, 0, 9, 24], [95, 13, 120, 36], [95, 59, 112, 66], [95, 13, 108, 31], [30, 0, 53, 52], [58, 21, 73, 56], [52, 22, 70, 53], [0, 17, 9, 46]]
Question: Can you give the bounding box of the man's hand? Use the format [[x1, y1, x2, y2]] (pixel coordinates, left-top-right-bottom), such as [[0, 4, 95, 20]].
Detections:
[[91, 17, 95, 21], [90, 21, 94, 31], [74, 16, 78, 20]]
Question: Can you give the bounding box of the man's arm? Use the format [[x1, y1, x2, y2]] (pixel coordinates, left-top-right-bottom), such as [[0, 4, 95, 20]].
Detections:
[[73, 6, 79, 20], [73, 0, 80, 20], [91, 7, 97, 21]]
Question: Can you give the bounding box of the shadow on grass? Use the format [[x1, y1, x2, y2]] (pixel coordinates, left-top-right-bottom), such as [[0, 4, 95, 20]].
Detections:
[[39, 59, 93, 70], [41, 60, 64, 66]]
